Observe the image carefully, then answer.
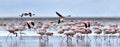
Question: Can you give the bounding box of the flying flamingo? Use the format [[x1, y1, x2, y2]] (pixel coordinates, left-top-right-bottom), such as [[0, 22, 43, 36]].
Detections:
[[56, 12, 71, 24], [20, 12, 35, 17]]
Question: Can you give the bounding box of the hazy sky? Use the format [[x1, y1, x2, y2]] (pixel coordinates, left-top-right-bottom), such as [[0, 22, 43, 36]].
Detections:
[[0, 0, 120, 17]]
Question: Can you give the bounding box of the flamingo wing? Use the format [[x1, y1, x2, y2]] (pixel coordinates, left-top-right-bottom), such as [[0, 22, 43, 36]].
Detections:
[[56, 12, 64, 18]]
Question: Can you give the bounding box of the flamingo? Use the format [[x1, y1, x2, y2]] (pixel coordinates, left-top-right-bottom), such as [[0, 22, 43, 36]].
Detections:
[[13, 26, 26, 39], [20, 12, 35, 17], [45, 32, 53, 36], [75, 28, 91, 41], [56, 12, 71, 24], [44, 32, 54, 41], [58, 29, 65, 34], [109, 23, 118, 28], [64, 31, 76, 42], [34, 22, 43, 31], [83, 21, 91, 28], [6, 29, 17, 41], [0, 22, 6, 26], [94, 22, 105, 27], [37, 31, 46, 42], [103, 28, 118, 42], [23, 20, 35, 30], [0, 22, 6, 30], [37, 26, 47, 42], [94, 27, 103, 42], [36, 22, 43, 28]]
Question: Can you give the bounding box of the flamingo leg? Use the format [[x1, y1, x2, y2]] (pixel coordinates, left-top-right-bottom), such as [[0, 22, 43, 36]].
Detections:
[[62, 36, 66, 42], [104, 34, 107, 41], [94, 35, 97, 42], [20, 31, 23, 40], [99, 34, 102, 41], [66, 35, 72, 42], [10, 34, 13, 40], [66, 35, 69, 42], [117, 34, 120, 43], [86, 34, 91, 41], [46, 36, 49, 41], [6, 33, 10, 41], [76, 34, 82, 42], [39, 36, 44, 42]]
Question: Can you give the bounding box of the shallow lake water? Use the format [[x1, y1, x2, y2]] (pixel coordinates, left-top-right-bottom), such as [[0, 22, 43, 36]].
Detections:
[[0, 18, 120, 47], [0, 35, 120, 47]]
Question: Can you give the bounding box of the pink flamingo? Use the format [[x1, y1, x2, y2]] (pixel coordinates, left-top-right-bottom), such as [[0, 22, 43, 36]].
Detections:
[[64, 31, 76, 42], [109, 23, 118, 28], [0, 22, 6, 26], [94, 27, 102, 42], [103, 28, 118, 42], [6, 29, 17, 41], [58, 29, 65, 34]]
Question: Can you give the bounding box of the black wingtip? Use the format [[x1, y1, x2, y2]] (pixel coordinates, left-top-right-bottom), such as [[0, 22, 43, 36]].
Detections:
[[56, 12, 58, 14]]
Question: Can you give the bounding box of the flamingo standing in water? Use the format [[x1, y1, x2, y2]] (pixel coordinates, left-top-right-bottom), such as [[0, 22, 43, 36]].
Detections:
[[84, 28, 92, 41], [75, 27, 91, 41], [103, 28, 118, 42], [37, 31, 46, 42], [56, 12, 71, 24], [64, 30, 76, 42], [94, 27, 103, 42], [64, 28, 76, 42], [6, 25, 26, 41], [38, 31, 53, 42], [45, 32, 54, 41], [6, 29, 17, 41], [13, 26, 26, 40], [37, 26, 53, 42], [20, 12, 35, 17]]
